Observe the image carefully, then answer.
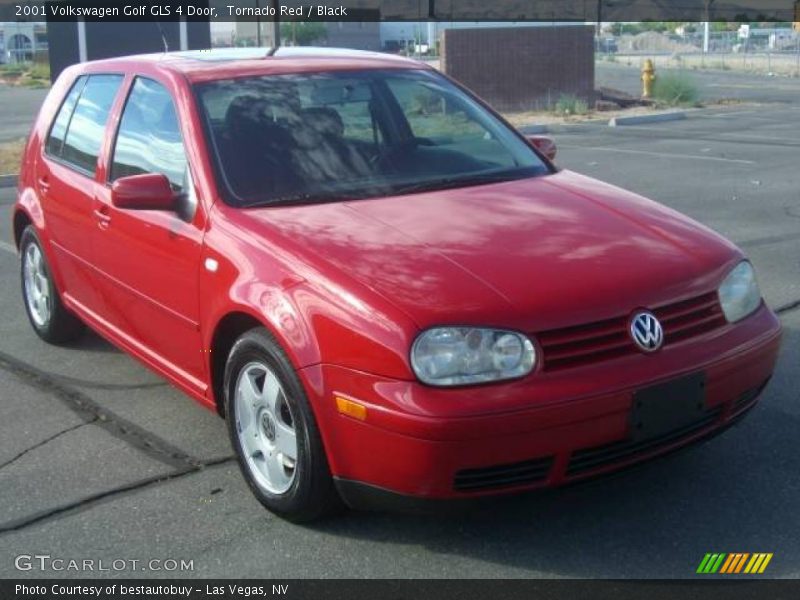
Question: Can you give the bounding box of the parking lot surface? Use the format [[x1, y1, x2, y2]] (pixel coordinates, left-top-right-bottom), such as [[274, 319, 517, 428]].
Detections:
[[0, 102, 798, 578]]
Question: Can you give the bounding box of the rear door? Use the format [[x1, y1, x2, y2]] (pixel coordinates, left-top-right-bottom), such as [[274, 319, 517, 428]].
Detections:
[[91, 75, 207, 393], [39, 74, 124, 313]]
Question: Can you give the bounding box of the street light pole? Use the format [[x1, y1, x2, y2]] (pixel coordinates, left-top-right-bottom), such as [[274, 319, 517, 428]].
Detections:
[[255, 0, 262, 46], [596, 0, 602, 44], [271, 0, 281, 48], [703, 0, 715, 53]]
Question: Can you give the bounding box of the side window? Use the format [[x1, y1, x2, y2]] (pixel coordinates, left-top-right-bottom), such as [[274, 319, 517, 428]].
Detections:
[[111, 78, 188, 193], [60, 75, 123, 174], [45, 76, 87, 157], [387, 77, 519, 169], [387, 78, 485, 140]]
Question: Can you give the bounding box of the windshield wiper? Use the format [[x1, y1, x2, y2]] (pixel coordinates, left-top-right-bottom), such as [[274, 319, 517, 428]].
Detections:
[[241, 191, 357, 208], [390, 171, 528, 197], [239, 171, 534, 208]]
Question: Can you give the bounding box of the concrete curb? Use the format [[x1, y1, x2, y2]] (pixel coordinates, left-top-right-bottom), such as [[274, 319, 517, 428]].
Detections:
[[608, 112, 687, 127], [0, 174, 18, 189], [519, 124, 549, 135]]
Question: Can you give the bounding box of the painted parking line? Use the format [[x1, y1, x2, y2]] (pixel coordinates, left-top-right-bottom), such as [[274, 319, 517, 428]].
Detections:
[[0, 240, 16, 254], [559, 145, 756, 164], [696, 110, 761, 118], [591, 128, 800, 148]]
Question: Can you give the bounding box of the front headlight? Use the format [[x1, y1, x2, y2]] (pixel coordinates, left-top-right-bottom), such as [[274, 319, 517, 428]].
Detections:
[[718, 260, 762, 323], [411, 327, 536, 386]]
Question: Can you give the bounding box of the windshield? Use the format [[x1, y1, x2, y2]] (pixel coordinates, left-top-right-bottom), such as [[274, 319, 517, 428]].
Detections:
[[195, 69, 551, 207]]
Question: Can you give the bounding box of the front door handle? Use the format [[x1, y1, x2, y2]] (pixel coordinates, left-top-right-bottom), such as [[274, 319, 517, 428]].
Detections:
[[94, 206, 111, 228], [38, 176, 50, 194]]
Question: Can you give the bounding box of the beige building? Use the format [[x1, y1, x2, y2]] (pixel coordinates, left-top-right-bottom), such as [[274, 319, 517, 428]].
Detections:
[[0, 21, 48, 63]]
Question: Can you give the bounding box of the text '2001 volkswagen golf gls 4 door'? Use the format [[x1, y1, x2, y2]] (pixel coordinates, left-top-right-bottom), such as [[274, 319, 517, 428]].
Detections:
[[13, 48, 781, 521]]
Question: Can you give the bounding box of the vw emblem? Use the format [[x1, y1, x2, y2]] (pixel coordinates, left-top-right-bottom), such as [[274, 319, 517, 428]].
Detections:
[[261, 413, 276, 441], [630, 311, 664, 352]]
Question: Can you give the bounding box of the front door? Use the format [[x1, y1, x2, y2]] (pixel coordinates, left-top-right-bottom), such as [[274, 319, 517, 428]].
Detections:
[[91, 76, 206, 394]]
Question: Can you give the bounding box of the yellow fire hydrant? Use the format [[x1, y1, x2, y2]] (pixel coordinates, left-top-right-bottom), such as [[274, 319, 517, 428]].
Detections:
[[641, 59, 656, 99]]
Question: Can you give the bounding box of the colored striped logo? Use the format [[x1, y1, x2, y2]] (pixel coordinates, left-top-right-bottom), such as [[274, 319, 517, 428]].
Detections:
[[696, 553, 773, 574]]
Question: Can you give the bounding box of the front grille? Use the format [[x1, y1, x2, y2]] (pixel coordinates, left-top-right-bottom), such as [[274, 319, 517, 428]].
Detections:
[[566, 407, 722, 477], [537, 292, 726, 372], [454, 456, 554, 492]]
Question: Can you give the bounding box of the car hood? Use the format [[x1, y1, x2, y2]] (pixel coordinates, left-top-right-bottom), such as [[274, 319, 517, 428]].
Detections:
[[243, 170, 739, 331]]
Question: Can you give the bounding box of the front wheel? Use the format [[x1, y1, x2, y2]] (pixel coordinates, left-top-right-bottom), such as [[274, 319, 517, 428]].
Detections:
[[19, 226, 84, 344], [224, 327, 342, 522]]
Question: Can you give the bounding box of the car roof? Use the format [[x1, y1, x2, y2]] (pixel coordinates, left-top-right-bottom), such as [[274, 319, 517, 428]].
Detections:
[[79, 47, 429, 83]]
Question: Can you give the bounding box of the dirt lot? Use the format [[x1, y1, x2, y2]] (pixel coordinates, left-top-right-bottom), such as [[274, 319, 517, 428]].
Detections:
[[0, 139, 24, 175]]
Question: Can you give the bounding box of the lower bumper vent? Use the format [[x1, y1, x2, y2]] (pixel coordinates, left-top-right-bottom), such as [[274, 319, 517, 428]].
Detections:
[[454, 456, 554, 492]]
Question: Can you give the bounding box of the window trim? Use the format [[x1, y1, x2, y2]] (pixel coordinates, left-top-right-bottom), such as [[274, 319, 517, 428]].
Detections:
[[43, 73, 125, 180]]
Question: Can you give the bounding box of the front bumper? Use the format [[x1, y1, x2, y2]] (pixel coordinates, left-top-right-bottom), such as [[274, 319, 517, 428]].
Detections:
[[301, 304, 782, 504]]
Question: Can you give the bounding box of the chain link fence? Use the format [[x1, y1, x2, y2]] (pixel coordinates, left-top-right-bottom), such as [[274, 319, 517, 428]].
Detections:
[[597, 29, 800, 77]]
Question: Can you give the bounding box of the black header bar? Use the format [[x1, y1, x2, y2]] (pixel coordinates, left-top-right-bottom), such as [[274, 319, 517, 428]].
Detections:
[[3, 579, 799, 600], [0, 0, 798, 23]]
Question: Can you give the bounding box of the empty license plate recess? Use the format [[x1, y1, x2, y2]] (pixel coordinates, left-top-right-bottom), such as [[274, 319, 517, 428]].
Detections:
[[630, 372, 707, 442]]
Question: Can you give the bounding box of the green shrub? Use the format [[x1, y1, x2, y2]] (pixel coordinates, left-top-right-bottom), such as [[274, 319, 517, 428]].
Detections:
[[0, 64, 26, 78], [652, 71, 699, 106], [554, 94, 589, 116], [28, 62, 50, 81]]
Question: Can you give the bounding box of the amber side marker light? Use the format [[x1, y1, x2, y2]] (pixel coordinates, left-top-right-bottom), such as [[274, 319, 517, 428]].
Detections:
[[335, 396, 368, 421]]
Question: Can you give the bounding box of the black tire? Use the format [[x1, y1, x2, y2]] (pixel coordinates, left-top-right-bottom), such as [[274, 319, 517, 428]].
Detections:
[[224, 327, 343, 522], [19, 226, 84, 344]]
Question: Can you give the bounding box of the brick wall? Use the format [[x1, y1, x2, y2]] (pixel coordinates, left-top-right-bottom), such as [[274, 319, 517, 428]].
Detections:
[[441, 25, 595, 112]]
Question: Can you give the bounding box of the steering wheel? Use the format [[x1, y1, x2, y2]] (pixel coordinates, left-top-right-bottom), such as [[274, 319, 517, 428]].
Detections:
[[371, 137, 435, 171]]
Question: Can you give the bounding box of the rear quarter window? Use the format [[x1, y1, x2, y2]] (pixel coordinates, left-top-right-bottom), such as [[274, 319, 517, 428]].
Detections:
[[45, 76, 87, 157]]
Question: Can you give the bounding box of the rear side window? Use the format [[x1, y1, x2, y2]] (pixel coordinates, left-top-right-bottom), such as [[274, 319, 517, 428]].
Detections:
[[46, 74, 123, 175], [111, 77, 187, 191], [45, 76, 86, 157]]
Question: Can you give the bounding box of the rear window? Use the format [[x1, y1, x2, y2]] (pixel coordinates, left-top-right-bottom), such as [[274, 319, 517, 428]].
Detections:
[[46, 74, 123, 175]]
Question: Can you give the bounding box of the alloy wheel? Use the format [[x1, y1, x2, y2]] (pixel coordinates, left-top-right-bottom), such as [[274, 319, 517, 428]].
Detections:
[[23, 243, 51, 328], [234, 361, 298, 495]]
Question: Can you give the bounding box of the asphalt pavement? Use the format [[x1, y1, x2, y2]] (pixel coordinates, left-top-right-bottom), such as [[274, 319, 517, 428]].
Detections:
[[0, 98, 799, 578]]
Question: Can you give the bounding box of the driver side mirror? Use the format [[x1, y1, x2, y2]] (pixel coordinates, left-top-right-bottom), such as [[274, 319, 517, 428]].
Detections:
[[111, 173, 176, 211], [526, 135, 557, 161]]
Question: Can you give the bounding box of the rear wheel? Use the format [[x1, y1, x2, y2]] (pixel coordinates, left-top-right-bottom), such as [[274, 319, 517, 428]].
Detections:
[[224, 327, 342, 522], [20, 226, 84, 344]]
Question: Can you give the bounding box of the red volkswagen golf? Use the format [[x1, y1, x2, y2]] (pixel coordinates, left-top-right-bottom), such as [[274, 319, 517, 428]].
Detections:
[[13, 48, 781, 521]]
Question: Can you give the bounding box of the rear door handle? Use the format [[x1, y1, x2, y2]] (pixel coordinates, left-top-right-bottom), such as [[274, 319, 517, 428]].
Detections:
[[38, 177, 50, 193]]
